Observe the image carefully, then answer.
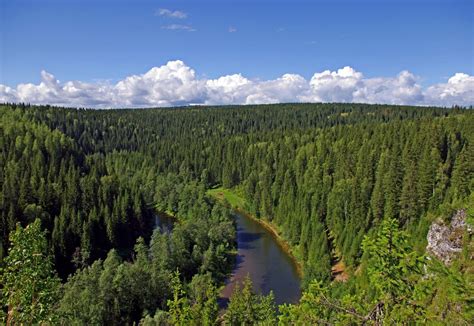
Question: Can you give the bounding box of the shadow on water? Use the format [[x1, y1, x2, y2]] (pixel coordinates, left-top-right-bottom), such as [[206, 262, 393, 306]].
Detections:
[[217, 253, 246, 309], [233, 253, 245, 271], [238, 231, 264, 250], [218, 251, 249, 310], [217, 296, 230, 309]]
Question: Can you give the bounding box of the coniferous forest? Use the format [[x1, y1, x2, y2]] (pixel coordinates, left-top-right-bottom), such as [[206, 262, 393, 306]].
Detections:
[[1, 102, 473, 325]]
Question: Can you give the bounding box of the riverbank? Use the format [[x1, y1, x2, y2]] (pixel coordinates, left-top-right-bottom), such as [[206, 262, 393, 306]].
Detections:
[[207, 187, 304, 279]]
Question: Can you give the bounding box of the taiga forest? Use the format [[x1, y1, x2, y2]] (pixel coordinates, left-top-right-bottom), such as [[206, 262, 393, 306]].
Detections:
[[1, 103, 473, 325]]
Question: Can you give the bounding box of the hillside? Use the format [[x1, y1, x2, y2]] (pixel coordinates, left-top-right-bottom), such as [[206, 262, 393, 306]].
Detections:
[[1, 103, 473, 324]]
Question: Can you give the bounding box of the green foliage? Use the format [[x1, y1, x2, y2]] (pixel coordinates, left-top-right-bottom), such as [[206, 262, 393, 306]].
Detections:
[[278, 281, 344, 325], [362, 218, 425, 301], [1, 103, 473, 324], [139, 272, 220, 326], [188, 273, 219, 326], [58, 177, 235, 325], [361, 218, 427, 323], [223, 276, 277, 325], [282, 215, 473, 324], [0, 219, 61, 325], [167, 271, 192, 326], [59, 245, 170, 325], [420, 259, 474, 324], [207, 187, 248, 211]]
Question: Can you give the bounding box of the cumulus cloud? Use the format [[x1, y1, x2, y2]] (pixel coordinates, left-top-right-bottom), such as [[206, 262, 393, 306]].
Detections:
[[0, 61, 472, 108], [351, 71, 424, 105], [305, 68, 425, 105], [304, 66, 364, 102], [245, 74, 309, 105], [206, 74, 252, 104], [156, 8, 187, 19], [424, 73, 474, 107], [115, 61, 205, 106]]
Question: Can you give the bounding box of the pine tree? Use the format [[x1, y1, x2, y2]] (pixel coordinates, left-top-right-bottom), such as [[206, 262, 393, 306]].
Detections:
[[450, 143, 474, 200], [224, 275, 277, 325]]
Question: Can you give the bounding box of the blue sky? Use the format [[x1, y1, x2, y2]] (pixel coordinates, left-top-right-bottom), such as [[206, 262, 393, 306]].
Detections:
[[0, 0, 473, 107]]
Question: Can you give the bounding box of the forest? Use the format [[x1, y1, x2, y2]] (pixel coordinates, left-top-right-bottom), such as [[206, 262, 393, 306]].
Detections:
[[0, 102, 473, 325]]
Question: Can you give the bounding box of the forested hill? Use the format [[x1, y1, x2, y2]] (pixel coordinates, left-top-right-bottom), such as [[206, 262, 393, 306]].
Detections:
[[1, 102, 473, 324], [19, 103, 461, 156]]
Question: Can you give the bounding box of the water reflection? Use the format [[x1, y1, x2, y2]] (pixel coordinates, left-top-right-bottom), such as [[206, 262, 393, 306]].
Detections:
[[220, 213, 301, 307]]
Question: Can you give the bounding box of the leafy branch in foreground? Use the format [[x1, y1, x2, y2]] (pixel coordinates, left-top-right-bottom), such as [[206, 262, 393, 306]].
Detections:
[[279, 217, 473, 325], [223, 275, 277, 325], [0, 219, 61, 325]]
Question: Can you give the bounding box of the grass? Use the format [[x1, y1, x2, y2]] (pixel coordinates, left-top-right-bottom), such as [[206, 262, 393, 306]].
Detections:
[[207, 187, 248, 210]]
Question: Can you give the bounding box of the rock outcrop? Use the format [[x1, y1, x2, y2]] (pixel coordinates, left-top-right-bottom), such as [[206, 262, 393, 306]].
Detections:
[[426, 209, 472, 265]]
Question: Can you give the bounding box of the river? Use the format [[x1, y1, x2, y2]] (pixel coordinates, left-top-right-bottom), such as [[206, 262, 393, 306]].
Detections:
[[219, 212, 301, 307], [154, 211, 302, 307]]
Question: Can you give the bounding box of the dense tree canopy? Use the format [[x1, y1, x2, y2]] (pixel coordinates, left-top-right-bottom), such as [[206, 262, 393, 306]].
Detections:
[[0, 102, 472, 324]]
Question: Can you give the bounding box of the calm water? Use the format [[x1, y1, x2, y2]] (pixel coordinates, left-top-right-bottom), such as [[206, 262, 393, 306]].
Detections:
[[154, 211, 302, 307], [220, 212, 301, 306]]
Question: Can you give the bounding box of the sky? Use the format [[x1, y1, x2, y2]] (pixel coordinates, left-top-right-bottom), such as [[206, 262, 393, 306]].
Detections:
[[0, 0, 473, 108]]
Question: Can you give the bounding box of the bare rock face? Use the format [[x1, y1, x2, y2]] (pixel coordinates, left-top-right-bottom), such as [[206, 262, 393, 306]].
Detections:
[[426, 209, 471, 265]]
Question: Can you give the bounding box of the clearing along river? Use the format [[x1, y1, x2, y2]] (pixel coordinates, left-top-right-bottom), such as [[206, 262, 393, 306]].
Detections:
[[220, 212, 302, 306]]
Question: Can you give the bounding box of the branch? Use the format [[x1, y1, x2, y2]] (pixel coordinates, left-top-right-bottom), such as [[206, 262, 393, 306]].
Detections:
[[319, 293, 367, 320], [319, 294, 387, 325]]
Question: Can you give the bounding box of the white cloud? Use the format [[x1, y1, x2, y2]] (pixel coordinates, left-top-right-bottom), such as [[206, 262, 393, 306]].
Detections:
[[206, 74, 252, 104], [305, 66, 364, 102], [424, 73, 474, 107], [156, 8, 187, 19], [114, 60, 206, 106], [161, 24, 196, 32], [228, 26, 237, 33], [1, 61, 472, 108], [0, 85, 18, 103], [245, 74, 309, 104], [347, 70, 424, 105], [205, 73, 309, 105]]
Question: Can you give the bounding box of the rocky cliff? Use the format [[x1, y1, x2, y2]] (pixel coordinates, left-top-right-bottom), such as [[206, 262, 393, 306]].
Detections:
[[426, 209, 472, 265]]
